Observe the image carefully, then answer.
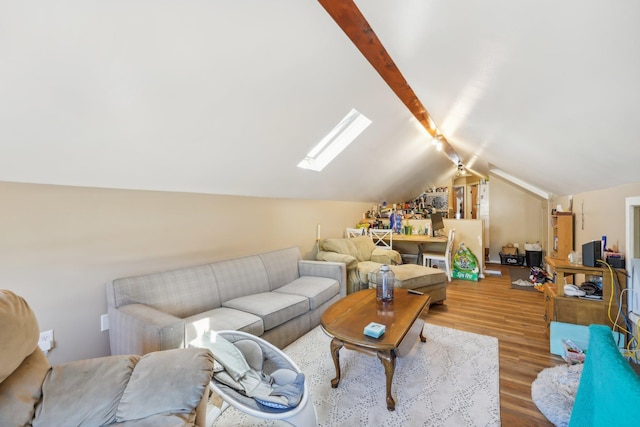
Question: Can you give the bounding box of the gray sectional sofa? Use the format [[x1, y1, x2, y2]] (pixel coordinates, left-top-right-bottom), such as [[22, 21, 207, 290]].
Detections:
[[106, 247, 346, 355]]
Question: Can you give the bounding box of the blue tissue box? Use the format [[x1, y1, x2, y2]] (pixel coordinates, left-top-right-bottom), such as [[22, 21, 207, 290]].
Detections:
[[364, 322, 386, 338]]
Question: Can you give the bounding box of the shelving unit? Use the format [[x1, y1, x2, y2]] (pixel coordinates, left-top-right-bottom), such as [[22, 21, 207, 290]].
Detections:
[[550, 213, 574, 261], [543, 257, 627, 333]]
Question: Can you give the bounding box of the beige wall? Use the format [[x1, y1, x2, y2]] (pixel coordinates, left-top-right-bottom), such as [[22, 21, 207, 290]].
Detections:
[[7, 179, 640, 364], [488, 175, 548, 263], [0, 181, 371, 364], [489, 177, 640, 265], [551, 182, 640, 258]]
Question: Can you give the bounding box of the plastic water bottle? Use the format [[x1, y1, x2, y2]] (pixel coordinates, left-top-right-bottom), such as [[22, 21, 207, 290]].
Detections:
[[376, 265, 395, 302]]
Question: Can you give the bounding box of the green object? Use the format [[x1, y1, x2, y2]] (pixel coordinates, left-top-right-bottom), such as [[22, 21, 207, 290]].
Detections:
[[452, 243, 479, 281]]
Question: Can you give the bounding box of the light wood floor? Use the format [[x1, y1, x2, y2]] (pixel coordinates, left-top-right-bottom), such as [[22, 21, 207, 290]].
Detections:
[[421, 263, 564, 426]]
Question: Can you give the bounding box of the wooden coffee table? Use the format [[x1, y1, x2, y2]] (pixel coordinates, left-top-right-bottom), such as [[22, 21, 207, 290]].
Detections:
[[320, 288, 431, 410]]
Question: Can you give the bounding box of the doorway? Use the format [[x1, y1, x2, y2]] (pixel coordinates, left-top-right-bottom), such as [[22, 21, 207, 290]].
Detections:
[[625, 196, 640, 321], [453, 186, 465, 219]]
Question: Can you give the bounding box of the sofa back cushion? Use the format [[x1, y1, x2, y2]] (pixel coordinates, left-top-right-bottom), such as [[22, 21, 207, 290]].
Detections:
[[321, 236, 375, 262], [115, 348, 213, 423], [259, 247, 301, 291], [351, 235, 377, 261], [211, 256, 270, 303], [1, 290, 42, 383], [0, 348, 50, 427], [321, 238, 358, 259], [109, 265, 221, 318]]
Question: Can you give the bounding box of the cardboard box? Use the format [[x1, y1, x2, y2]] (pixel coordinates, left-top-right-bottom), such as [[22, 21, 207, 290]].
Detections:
[[501, 246, 518, 255]]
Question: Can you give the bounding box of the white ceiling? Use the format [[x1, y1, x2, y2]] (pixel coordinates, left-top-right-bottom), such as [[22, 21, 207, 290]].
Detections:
[[1, 1, 639, 203]]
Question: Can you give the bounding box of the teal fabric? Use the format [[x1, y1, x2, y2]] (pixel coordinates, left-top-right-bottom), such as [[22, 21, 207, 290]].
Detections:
[[569, 325, 640, 427]]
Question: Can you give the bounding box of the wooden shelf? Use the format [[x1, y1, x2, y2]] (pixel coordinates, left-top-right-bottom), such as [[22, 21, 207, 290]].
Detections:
[[544, 256, 627, 332], [550, 213, 573, 261]]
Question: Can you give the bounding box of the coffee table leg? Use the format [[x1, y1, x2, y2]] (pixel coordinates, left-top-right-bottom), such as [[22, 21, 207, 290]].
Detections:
[[377, 350, 397, 411], [329, 337, 343, 388], [420, 328, 427, 342]]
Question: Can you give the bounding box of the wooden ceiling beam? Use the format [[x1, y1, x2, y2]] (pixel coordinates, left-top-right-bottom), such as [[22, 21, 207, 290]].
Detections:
[[318, 0, 460, 164]]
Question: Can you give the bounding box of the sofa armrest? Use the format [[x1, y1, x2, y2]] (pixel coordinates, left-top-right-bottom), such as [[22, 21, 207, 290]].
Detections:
[[315, 250, 358, 269], [108, 304, 185, 356], [371, 248, 403, 265], [298, 260, 347, 297]]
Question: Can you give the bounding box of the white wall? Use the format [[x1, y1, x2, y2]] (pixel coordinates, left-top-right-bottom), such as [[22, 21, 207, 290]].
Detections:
[[0, 181, 371, 364]]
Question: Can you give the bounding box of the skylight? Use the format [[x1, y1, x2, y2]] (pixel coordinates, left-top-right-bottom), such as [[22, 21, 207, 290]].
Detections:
[[297, 108, 371, 171]]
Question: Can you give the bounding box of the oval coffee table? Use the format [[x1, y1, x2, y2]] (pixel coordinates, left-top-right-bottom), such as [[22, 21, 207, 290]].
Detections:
[[320, 288, 431, 411]]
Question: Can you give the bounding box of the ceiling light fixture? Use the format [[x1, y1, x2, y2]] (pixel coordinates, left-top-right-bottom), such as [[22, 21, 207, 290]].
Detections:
[[297, 108, 371, 172]]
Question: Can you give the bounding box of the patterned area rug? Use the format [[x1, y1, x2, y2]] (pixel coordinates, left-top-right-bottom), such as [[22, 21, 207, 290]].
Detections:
[[214, 324, 500, 426]]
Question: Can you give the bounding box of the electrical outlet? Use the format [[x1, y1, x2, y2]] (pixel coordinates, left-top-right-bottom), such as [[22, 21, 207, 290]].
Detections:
[[100, 314, 109, 331], [39, 329, 54, 351]]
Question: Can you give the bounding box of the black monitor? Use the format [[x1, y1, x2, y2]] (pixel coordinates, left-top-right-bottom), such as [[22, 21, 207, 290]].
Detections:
[[430, 212, 445, 237]]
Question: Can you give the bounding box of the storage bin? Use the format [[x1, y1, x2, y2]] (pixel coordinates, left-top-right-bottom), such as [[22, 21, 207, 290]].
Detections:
[[526, 250, 543, 267], [499, 252, 525, 266]]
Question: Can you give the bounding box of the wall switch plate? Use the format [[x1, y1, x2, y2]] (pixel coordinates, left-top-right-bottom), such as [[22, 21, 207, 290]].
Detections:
[[100, 314, 109, 331], [39, 329, 54, 351]]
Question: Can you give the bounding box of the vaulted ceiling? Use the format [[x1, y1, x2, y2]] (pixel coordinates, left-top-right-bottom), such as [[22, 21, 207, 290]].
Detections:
[[1, 1, 639, 203]]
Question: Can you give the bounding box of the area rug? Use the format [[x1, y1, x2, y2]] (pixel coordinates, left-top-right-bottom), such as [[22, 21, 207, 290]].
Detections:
[[214, 324, 500, 427], [531, 363, 583, 427], [509, 266, 537, 292]]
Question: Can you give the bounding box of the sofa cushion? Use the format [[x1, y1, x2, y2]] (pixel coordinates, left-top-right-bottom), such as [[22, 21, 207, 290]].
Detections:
[[116, 348, 213, 423], [109, 413, 196, 426], [259, 247, 302, 290], [222, 292, 309, 331], [367, 264, 447, 289], [274, 276, 340, 309], [184, 307, 264, 344], [0, 290, 40, 383], [356, 261, 386, 287], [34, 355, 139, 427], [371, 247, 403, 265], [211, 256, 271, 303], [350, 235, 377, 261], [0, 348, 50, 427]]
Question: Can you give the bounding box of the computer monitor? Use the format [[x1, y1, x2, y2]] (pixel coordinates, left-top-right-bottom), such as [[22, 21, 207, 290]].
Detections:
[[430, 212, 445, 237]]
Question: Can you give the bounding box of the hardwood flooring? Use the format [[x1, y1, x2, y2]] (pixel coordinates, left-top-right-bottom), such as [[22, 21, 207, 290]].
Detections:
[[421, 263, 564, 426]]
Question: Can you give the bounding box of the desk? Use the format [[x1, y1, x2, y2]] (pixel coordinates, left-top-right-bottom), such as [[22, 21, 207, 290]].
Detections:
[[386, 234, 448, 244], [383, 234, 448, 264]]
